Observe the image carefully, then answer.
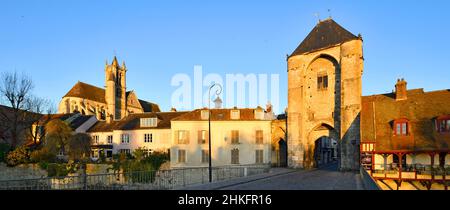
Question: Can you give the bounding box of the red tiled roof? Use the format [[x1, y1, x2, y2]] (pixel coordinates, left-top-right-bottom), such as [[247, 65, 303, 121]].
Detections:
[[87, 111, 188, 132], [361, 88, 450, 152], [172, 108, 268, 121]]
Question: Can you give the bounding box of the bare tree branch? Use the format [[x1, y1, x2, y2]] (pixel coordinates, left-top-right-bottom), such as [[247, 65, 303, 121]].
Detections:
[[0, 71, 51, 148]]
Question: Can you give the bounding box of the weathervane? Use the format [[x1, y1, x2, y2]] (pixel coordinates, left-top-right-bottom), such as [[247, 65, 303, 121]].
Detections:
[[328, 9, 332, 19], [314, 12, 321, 23]]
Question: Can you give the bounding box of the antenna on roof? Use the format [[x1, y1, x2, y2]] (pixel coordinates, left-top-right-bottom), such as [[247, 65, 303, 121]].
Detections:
[[314, 12, 321, 23]]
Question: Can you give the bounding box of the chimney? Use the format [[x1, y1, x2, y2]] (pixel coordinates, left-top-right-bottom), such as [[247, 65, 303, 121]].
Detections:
[[395, 78, 407, 101], [213, 96, 223, 109], [266, 102, 273, 113]]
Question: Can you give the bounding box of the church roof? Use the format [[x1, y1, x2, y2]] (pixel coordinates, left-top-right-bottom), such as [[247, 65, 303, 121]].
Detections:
[[138, 99, 161, 113], [290, 19, 359, 57], [63, 81, 160, 112], [63, 82, 106, 103]]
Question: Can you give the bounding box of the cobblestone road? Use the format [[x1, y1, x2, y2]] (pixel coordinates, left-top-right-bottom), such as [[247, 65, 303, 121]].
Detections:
[[218, 163, 363, 190]]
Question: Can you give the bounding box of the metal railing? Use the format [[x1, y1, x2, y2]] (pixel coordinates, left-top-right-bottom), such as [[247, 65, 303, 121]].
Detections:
[[370, 164, 449, 181], [0, 164, 270, 190]]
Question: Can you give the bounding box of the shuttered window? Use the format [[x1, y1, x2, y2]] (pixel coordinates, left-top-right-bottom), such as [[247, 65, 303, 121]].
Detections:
[[231, 149, 239, 164], [231, 130, 239, 144], [198, 130, 208, 144], [255, 150, 264, 164], [256, 130, 263, 144]]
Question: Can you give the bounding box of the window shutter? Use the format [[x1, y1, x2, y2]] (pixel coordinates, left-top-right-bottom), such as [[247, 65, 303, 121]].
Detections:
[[175, 130, 179, 144], [198, 130, 202, 144], [205, 130, 209, 144], [231, 131, 235, 144], [185, 131, 190, 144], [435, 119, 438, 132]]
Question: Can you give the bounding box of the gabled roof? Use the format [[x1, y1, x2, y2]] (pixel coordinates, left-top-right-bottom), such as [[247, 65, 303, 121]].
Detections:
[[63, 82, 106, 103], [138, 99, 161, 112], [361, 88, 450, 152], [87, 111, 188, 132], [290, 19, 359, 57], [63, 81, 160, 112], [37, 113, 94, 130]]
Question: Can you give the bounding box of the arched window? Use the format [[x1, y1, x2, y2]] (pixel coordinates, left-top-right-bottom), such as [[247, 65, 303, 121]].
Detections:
[[393, 119, 409, 136], [436, 115, 450, 133]]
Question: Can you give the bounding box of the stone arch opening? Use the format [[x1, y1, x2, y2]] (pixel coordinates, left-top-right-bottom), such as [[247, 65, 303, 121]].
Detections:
[[300, 54, 342, 169], [314, 136, 338, 167], [304, 123, 339, 169], [278, 139, 287, 167], [306, 54, 342, 139]]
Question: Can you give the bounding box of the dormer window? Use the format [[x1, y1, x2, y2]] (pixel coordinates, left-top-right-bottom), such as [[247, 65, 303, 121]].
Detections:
[[231, 110, 240, 120], [255, 109, 264, 120], [201, 110, 209, 120], [394, 119, 409, 136], [141, 118, 157, 127], [436, 115, 450, 133]]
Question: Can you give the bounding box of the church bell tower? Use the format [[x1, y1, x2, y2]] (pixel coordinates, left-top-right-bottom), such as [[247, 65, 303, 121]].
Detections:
[[105, 56, 127, 121]]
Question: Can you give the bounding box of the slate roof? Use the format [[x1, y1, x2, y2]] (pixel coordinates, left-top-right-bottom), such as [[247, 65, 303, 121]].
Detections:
[[290, 18, 359, 57], [63, 81, 160, 112], [37, 113, 94, 130], [87, 111, 188, 132], [63, 82, 106, 103], [361, 88, 450, 152]]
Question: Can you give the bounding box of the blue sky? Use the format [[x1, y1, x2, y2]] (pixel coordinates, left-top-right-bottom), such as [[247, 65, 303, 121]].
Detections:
[[1, 0, 449, 114]]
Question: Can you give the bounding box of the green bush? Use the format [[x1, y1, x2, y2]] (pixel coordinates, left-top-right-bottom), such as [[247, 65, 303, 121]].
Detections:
[[123, 161, 154, 183], [142, 151, 169, 170], [30, 147, 56, 163], [5, 146, 30, 166], [0, 143, 11, 163], [38, 161, 49, 170], [46, 163, 78, 177]]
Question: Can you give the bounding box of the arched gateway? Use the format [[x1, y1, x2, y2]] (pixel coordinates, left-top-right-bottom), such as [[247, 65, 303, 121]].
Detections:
[[287, 18, 363, 171]]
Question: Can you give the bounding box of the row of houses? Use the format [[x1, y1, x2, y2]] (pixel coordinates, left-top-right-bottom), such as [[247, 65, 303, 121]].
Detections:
[[360, 79, 450, 189], [34, 102, 285, 168]]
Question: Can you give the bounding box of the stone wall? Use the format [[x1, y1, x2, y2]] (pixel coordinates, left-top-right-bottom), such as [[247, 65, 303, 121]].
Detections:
[[0, 163, 115, 181], [0, 163, 47, 181], [287, 39, 363, 171]]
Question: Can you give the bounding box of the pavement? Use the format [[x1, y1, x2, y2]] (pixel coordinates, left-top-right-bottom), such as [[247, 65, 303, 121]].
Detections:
[[177, 163, 364, 190]]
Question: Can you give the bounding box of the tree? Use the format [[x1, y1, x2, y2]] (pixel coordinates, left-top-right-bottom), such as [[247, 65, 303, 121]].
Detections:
[[67, 133, 91, 162], [27, 97, 55, 146], [0, 71, 53, 148], [44, 119, 72, 156], [0, 72, 33, 148]]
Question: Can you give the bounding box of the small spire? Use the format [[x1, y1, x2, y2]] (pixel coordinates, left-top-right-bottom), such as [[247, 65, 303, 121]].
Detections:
[[122, 61, 126, 69], [112, 56, 119, 66]]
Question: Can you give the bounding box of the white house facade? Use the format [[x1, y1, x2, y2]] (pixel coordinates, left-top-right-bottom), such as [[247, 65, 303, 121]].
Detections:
[[170, 107, 273, 168], [87, 112, 187, 159]]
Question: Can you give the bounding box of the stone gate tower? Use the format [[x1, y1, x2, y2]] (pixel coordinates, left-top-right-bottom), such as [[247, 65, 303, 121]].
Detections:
[[105, 56, 127, 121], [287, 18, 363, 171]]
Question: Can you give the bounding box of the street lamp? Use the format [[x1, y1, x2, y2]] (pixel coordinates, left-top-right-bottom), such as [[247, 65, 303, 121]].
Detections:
[[208, 83, 222, 183]]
